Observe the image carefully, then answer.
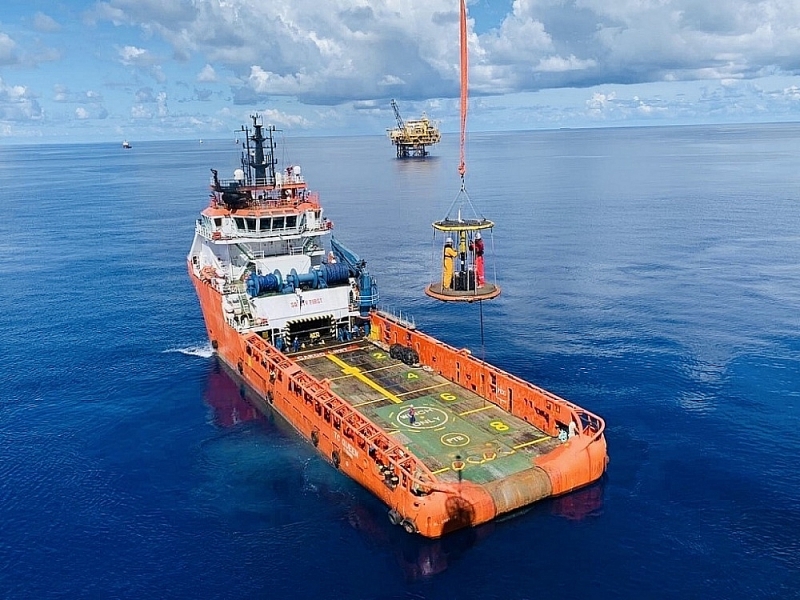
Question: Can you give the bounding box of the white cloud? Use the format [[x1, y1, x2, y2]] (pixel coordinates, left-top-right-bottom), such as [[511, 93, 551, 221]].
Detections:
[[81, 0, 800, 108], [117, 45, 166, 83], [782, 85, 800, 101], [260, 108, 310, 129], [51, 85, 105, 108], [157, 91, 168, 117], [537, 55, 596, 73], [0, 77, 44, 121], [247, 66, 309, 96], [75, 107, 89, 119], [118, 45, 156, 66], [0, 33, 19, 66], [7, 0, 800, 140], [131, 104, 151, 119], [586, 91, 616, 118], [33, 12, 61, 33], [197, 64, 217, 82]]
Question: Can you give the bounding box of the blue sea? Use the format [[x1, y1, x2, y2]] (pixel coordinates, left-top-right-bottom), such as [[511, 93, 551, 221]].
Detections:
[[1, 123, 799, 599]]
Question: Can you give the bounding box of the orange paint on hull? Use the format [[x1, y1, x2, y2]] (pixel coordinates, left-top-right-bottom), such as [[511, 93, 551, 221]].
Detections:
[[190, 264, 608, 537]]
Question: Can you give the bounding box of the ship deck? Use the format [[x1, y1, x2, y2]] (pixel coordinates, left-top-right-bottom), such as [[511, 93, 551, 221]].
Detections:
[[294, 338, 561, 485]]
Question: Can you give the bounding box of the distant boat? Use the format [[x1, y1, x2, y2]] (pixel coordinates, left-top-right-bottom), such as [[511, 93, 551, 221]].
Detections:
[[122, 140, 132, 149]]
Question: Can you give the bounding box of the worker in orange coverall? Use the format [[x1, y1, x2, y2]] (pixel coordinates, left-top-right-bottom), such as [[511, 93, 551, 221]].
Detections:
[[471, 232, 485, 287]]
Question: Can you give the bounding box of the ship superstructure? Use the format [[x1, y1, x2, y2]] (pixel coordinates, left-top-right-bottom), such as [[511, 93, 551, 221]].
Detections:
[[188, 115, 608, 538], [189, 118, 377, 347]]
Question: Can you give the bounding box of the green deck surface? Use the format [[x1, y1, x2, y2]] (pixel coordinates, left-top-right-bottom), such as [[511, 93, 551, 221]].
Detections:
[[295, 339, 560, 484]]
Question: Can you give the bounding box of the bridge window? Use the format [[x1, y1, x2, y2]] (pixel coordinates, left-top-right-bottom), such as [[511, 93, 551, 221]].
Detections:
[[272, 216, 285, 230], [245, 218, 257, 231], [234, 217, 245, 230], [259, 217, 271, 231], [286, 215, 297, 229]]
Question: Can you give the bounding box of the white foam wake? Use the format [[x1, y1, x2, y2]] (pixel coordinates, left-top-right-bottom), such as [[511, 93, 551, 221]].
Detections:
[[163, 344, 215, 358]]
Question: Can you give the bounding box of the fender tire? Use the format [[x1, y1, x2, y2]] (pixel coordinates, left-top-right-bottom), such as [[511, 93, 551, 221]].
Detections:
[[401, 519, 417, 535]]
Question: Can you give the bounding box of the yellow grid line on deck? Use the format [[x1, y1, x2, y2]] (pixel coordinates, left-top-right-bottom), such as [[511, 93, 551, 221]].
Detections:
[[328, 362, 398, 381], [513, 437, 551, 449], [431, 467, 451, 475], [396, 382, 450, 397], [326, 353, 402, 404], [458, 405, 497, 417], [352, 398, 384, 408]]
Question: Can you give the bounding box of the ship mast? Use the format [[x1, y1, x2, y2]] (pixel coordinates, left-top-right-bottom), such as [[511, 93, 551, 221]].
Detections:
[[241, 114, 277, 187]]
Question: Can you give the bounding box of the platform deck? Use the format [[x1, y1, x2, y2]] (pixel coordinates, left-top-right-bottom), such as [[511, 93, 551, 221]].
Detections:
[[294, 339, 560, 485]]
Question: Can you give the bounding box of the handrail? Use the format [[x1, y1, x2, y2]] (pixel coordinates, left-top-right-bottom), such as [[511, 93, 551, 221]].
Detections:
[[245, 334, 445, 492], [373, 309, 607, 443], [195, 220, 330, 242]]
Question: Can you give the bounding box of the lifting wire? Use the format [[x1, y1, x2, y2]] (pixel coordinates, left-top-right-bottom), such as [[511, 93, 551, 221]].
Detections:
[[441, 177, 484, 223], [479, 300, 486, 361]]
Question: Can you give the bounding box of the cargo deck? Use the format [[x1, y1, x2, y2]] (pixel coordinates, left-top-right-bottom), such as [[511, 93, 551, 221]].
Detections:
[[294, 338, 560, 486]]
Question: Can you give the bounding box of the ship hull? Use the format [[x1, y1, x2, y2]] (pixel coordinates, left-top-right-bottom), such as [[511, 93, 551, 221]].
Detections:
[[190, 264, 607, 538]]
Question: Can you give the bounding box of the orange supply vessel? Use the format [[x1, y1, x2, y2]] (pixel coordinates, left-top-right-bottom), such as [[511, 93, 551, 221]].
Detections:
[[187, 117, 608, 538]]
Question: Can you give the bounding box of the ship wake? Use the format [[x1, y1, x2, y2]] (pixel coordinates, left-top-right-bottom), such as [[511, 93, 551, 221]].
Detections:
[[163, 344, 215, 358]]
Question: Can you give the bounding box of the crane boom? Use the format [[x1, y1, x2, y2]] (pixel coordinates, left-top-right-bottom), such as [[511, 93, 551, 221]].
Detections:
[[390, 99, 405, 129]]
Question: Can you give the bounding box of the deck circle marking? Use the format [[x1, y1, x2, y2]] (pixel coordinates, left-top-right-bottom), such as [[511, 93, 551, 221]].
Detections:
[[441, 432, 470, 447], [397, 406, 449, 430]]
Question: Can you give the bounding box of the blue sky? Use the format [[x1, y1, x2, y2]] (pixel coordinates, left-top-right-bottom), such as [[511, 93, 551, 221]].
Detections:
[[2, 0, 800, 143]]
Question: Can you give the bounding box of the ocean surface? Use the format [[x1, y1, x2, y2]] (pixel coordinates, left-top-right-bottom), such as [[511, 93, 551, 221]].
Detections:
[[1, 123, 799, 599]]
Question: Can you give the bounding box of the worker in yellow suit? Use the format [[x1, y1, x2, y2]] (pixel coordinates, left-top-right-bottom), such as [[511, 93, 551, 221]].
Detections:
[[442, 238, 457, 289]]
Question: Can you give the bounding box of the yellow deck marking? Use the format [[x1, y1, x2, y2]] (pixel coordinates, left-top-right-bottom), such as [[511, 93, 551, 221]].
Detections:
[[352, 398, 383, 408], [513, 437, 551, 449], [329, 373, 354, 382], [396, 382, 450, 397], [431, 467, 451, 475], [386, 430, 399, 435], [361, 363, 403, 375], [326, 353, 402, 404], [459, 405, 497, 417], [330, 363, 404, 380]]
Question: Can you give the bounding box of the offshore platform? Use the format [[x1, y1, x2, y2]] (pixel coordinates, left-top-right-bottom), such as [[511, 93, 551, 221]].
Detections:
[[386, 99, 441, 158]]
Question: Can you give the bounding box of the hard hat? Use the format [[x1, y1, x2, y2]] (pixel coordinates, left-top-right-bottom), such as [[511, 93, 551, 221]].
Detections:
[[446, 237, 453, 245], [475, 232, 481, 239]]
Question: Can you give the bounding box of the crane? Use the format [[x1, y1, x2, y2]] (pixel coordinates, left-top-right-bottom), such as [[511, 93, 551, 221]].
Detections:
[[391, 99, 405, 130]]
